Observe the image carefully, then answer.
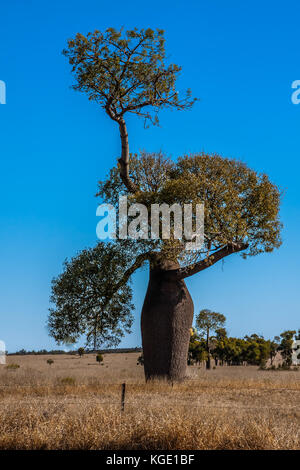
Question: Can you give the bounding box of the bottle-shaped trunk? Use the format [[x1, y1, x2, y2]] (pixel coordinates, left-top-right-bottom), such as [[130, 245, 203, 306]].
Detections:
[[141, 256, 194, 381]]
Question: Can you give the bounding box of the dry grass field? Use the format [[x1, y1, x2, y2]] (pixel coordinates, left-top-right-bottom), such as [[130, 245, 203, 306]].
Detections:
[[0, 352, 299, 450]]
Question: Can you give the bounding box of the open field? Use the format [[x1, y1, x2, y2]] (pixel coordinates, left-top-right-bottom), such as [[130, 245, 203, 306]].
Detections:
[[0, 352, 299, 450]]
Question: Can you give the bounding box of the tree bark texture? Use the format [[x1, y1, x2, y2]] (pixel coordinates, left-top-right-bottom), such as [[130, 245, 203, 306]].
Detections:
[[141, 256, 194, 381]]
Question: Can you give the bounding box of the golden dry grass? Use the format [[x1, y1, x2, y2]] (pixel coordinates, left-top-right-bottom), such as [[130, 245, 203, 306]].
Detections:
[[0, 353, 299, 450]]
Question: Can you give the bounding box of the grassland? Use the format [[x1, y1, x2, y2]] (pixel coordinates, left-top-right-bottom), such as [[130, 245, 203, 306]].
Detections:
[[0, 352, 299, 450]]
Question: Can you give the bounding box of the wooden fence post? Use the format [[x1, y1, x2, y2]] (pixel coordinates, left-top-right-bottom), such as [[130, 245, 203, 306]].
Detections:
[[121, 382, 126, 412]]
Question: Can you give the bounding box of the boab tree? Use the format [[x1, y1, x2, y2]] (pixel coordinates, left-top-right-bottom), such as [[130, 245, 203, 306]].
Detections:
[[60, 27, 282, 381]]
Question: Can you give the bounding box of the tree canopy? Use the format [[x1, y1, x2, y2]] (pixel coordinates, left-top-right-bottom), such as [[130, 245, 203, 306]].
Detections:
[[48, 242, 134, 349], [97, 151, 282, 277], [63, 27, 196, 193], [278, 330, 296, 366], [63, 27, 195, 125], [195, 309, 226, 338], [64, 26, 282, 280]]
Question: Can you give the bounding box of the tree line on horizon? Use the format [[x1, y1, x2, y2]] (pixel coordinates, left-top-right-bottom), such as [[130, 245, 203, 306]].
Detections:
[[188, 309, 300, 369], [8, 347, 142, 356]]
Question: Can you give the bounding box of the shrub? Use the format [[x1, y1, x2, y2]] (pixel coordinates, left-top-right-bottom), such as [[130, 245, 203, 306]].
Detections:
[[78, 347, 85, 357], [60, 377, 76, 386], [5, 364, 20, 370], [47, 359, 54, 366], [137, 354, 144, 366], [96, 353, 104, 364]]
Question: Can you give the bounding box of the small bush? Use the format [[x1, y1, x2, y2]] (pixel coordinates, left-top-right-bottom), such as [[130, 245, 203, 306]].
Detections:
[[60, 377, 76, 386], [96, 353, 104, 364], [5, 364, 20, 370], [78, 347, 85, 357], [137, 354, 144, 366], [47, 359, 54, 366]]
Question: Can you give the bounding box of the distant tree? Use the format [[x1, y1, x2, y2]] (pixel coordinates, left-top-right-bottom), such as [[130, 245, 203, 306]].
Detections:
[[196, 309, 226, 369], [17, 349, 27, 355], [48, 242, 134, 350], [188, 338, 208, 366], [224, 338, 244, 365], [278, 330, 296, 367], [188, 330, 207, 365], [78, 347, 85, 358], [189, 330, 297, 369], [269, 336, 280, 365], [243, 334, 270, 366], [211, 328, 227, 366]]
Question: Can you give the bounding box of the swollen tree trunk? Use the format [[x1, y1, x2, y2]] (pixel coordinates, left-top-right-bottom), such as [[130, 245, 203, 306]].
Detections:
[[141, 256, 194, 381]]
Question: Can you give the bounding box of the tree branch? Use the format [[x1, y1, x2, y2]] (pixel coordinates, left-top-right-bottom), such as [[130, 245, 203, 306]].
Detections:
[[173, 242, 249, 280], [108, 250, 152, 297], [104, 105, 138, 193], [117, 118, 138, 193]]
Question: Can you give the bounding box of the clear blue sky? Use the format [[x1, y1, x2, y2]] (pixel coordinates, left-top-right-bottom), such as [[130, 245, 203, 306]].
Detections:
[[0, 0, 299, 352]]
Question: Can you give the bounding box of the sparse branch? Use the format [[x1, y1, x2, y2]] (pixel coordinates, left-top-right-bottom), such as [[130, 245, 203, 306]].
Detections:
[[108, 251, 152, 297]]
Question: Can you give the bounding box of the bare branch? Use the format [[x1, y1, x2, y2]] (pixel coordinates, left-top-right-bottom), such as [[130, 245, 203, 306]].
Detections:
[[172, 242, 249, 280]]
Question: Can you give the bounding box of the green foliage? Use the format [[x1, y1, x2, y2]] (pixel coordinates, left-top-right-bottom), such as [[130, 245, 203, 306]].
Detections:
[[63, 28, 196, 126], [46, 359, 54, 366], [189, 330, 279, 367], [188, 336, 208, 365], [215, 328, 227, 341], [96, 353, 104, 364], [277, 330, 296, 366], [172, 154, 282, 258], [48, 241, 134, 349], [98, 152, 282, 264], [196, 309, 226, 339]]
